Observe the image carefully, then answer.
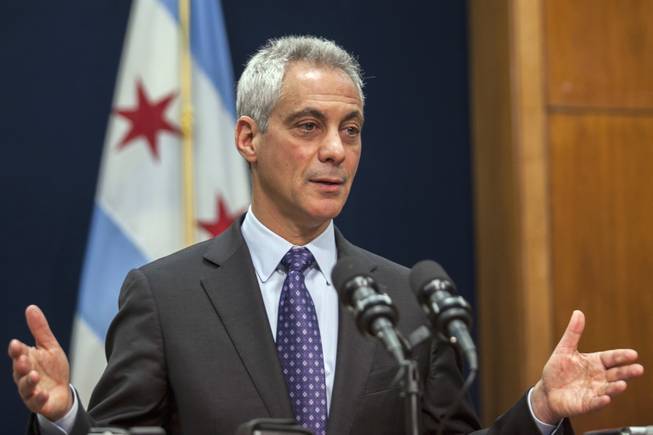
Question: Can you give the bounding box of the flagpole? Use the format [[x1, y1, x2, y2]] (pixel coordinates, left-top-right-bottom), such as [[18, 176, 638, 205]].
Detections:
[[179, 0, 195, 246]]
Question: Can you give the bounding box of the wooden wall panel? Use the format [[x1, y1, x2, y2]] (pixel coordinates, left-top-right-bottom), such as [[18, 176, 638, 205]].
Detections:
[[470, 0, 554, 423], [472, 0, 653, 431], [545, 0, 653, 108], [511, 0, 554, 387], [469, 0, 527, 422], [549, 113, 653, 431]]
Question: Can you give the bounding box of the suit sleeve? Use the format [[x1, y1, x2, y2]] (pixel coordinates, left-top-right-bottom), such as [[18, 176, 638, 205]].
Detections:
[[421, 340, 481, 434], [26, 269, 174, 435], [85, 268, 174, 431], [420, 341, 574, 435], [45, 269, 174, 435], [477, 392, 574, 435]]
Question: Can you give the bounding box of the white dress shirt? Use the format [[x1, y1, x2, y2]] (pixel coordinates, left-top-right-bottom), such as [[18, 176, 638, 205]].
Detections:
[[240, 207, 340, 410]]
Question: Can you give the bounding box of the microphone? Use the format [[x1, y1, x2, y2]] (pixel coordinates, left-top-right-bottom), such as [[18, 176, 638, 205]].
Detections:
[[409, 260, 478, 371], [331, 256, 406, 364]]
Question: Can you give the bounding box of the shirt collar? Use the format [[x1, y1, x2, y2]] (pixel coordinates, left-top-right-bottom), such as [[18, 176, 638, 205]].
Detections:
[[241, 206, 337, 285]]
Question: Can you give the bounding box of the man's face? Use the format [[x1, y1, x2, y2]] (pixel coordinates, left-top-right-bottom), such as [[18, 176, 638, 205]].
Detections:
[[248, 62, 363, 231]]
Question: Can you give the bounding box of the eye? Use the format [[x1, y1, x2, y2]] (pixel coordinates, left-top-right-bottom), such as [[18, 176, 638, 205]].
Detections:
[[298, 121, 318, 132], [343, 125, 361, 137]]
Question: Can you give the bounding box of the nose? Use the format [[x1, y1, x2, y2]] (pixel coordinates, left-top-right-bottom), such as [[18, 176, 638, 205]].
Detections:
[[318, 129, 346, 165]]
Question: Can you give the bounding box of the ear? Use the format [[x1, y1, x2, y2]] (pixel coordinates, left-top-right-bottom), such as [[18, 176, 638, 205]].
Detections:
[[235, 116, 260, 164]]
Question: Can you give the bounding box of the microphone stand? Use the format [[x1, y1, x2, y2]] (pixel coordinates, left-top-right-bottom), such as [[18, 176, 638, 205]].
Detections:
[[399, 359, 421, 435], [396, 326, 432, 435]]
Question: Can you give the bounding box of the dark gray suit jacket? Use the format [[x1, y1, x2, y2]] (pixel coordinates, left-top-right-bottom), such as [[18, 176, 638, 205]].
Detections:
[[31, 220, 572, 434]]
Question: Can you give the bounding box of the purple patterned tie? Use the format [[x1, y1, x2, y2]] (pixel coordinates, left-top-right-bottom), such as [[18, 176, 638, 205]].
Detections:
[[276, 247, 328, 435]]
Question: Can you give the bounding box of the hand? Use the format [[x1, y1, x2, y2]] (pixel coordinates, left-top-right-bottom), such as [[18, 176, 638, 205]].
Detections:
[[531, 310, 644, 424], [8, 305, 73, 421]]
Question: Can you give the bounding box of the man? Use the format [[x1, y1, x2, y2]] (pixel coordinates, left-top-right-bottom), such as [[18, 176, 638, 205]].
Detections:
[[9, 36, 644, 435]]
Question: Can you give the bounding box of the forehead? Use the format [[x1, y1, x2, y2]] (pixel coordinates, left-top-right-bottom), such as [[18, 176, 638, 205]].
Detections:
[[277, 62, 363, 110]]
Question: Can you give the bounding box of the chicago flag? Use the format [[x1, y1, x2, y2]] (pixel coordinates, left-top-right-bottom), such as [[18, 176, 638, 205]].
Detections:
[[70, 0, 250, 405]]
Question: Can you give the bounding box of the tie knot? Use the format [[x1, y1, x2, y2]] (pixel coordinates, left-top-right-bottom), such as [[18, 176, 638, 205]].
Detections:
[[281, 247, 315, 273]]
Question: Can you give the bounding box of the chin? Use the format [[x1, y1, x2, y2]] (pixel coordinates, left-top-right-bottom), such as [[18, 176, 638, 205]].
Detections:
[[305, 201, 345, 223]]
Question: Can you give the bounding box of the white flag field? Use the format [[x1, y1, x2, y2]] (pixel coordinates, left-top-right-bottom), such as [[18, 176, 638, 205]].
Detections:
[[70, 0, 250, 405]]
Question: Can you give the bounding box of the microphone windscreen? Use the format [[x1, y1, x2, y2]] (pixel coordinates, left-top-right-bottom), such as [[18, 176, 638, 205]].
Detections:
[[331, 256, 372, 295], [409, 260, 454, 294]]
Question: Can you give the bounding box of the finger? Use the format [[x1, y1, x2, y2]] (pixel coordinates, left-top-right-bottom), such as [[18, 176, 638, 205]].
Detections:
[[603, 380, 627, 396], [24, 389, 49, 413], [8, 339, 29, 359], [600, 349, 639, 368], [25, 305, 59, 350], [606, 364, 644, 382], [554, 310, 585, 354], [17, 370, 40, 401], [13, 354, 34, 382]]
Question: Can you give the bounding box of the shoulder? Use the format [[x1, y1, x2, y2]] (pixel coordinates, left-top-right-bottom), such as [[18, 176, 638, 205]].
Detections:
[[357, 246, 409, 281], [335, 227, 409, 285], [138, 237, 215, 277], [138, 220, 246, 280]]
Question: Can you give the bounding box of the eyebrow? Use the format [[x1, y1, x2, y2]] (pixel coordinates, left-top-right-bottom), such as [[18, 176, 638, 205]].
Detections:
[[343, 110, 365, 126], [283, 108, 365, 126]]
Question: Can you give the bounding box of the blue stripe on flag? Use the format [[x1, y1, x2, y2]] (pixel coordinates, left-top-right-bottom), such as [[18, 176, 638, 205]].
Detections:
[[158, 0, 236, 115], [77, 206, 148, 340]]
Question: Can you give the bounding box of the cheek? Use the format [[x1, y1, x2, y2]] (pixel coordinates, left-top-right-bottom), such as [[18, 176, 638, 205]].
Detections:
[[278, 153, 308, 197], [346, 149, 361, 175], [290, 151, 315, 178]]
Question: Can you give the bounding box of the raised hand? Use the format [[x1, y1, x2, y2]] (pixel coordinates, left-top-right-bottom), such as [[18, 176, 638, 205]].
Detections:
[[8, 305, 73, 421], [531, 310, 644, 424]]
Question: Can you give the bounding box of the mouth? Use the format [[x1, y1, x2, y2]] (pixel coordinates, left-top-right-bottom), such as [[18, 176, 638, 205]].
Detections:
[[309, 177, 346, 192], [310, 177, 344, 185]]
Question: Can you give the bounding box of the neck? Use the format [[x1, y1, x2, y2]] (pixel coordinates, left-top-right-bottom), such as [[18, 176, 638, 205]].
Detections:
[[250, 202, 330, 246]]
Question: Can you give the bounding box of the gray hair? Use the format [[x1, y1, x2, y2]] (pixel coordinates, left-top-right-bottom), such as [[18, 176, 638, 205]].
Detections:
[[236, 35, 365, 132]]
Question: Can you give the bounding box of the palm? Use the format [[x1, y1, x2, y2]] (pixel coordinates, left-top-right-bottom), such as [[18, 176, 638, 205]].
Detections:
[[532, 310, 643, 423], [544, 349, 613, 417], [26, 343, 71, 415]]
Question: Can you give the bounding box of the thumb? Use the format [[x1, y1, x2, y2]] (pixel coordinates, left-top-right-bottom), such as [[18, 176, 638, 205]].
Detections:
[[25, 305, 60, 350], [553, 310, 585, 354]]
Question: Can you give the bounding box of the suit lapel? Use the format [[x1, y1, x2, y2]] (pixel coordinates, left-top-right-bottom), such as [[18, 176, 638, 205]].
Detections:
[[200, 222, 293, 419], [326, 229, 377, 435], [199, 222, 379, 432]]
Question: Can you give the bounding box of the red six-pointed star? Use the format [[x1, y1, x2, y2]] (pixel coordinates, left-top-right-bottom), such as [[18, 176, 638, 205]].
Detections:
[[198, 196, 241, 237], [114, 80, 181, 160]]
